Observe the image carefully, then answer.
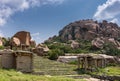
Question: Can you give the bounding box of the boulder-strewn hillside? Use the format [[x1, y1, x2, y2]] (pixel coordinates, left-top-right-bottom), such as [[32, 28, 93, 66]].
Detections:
[[59, 19, 120, 41], [44, 19, 120, 59]]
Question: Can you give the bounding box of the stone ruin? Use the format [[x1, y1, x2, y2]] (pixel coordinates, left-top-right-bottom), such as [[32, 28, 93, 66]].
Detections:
[[0, 50, 33, 73], [0, 31, 35, 73], [11, 31, 48, 56], [57, 53, 120, 71], [11, 31, 36, 50], [0, 31, 50, 73], [77, 54, 119, 71]]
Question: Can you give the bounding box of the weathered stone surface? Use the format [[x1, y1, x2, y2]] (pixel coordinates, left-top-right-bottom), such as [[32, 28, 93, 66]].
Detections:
[[11, 37, 20, 46], [59, 19, 120, 41], [37, 44, 49, 52], [70, 40, 80, 49], [12, 31, 31, 46], [92, 37, 105, 49], [32, 44, 49, 56], [92, 37, 120, 49], [57, 56, 77, 63]]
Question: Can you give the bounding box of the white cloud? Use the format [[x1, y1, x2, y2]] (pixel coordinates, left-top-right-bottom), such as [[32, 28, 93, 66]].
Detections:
[[31, 32, 40, 40], [0, 0, 65, 26], [93, 0, 120, 25], [110, 18, 119, 23], [31, 32, 40, 36]]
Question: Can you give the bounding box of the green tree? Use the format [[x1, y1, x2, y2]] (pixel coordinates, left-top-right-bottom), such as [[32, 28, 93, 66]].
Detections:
[[48, 49, 64, 60]]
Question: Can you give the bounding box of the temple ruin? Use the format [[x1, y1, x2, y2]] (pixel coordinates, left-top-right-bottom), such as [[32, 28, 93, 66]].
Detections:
[[0, 50, 33, 73], [77, 54, 115, 71]]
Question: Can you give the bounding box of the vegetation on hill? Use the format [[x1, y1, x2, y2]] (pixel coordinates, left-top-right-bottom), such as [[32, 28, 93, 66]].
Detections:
[[44, 20, 120, 60], [45, 39, 120, 60]]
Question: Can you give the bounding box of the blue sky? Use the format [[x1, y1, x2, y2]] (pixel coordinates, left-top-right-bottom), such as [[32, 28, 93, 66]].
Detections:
[[0, 0, 120, 43]]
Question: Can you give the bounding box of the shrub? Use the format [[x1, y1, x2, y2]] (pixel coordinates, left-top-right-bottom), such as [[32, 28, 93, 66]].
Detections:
[[104, 43, 120, 56], [48, 49, 64, 60], [0, 46, 4, 49]]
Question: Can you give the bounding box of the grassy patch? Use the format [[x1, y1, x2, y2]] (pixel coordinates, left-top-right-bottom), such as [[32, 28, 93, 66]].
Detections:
[[91, 66, 120, 76], [0, 69, 86, 81], [33, 55, 78, 75]]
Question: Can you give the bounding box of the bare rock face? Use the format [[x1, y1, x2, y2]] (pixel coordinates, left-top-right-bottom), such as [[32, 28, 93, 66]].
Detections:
[[59, 19, 120, 42], [70, 40, 80, 49], [11, 37, 20, 46], [32, 44, 49, 56], [92, 37, 105, 49], [92, 37, 120, 49], [11, 31, 31, 46], [57, 56, 77, 63]]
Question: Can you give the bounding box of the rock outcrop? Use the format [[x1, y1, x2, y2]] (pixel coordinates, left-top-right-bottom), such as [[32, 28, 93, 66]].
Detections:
[[59, 19, 120, 41], [11, 31, 31, 46], [11, 31, 36, 50], [32, 44, 49, 56], [70, 40, 80, 49], [11, 37, 21, 46], [91, 37, 105, 49], [92, 37, 120, 49]]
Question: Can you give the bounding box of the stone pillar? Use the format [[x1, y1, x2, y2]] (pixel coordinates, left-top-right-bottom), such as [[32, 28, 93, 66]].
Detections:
[[78, 57, 80, 69], [84, 57, 88, 71], [101, 58, 104, 68], [94, 59, 97, 68]]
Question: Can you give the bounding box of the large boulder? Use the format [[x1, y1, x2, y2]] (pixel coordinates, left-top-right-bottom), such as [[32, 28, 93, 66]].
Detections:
[[12, 31, 31, 46], [92, 37, 120, 49], [70, 40, 80, 49], [92, 37, 105, 49], [32, 44, 49, 56], [57, 56, 77, 63], [108, 38, 120, 48], [11, 37, 20, 46]]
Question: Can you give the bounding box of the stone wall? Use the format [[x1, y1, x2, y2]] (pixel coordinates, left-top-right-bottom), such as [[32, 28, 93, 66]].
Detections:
[[0, 51, 15, 69], [16, 55, 33, 72]]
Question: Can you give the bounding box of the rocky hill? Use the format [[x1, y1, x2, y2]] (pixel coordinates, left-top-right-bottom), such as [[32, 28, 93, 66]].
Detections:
[[44, 19, 120, 56], [59, 19, 120, 41]]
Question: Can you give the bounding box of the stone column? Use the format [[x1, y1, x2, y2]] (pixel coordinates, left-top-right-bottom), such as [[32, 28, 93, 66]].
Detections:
[[78, 57, 80, 69], [84, 57, 88, 71], [94, 59, 97, 68]]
